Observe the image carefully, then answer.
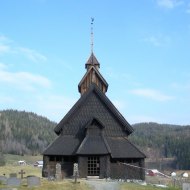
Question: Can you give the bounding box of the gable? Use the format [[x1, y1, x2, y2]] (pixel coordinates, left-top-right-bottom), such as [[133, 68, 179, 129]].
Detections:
[[78, 66, 108, 94], [85, 52, 100, 69], [85, 118, 105, 130], [54, 84, 133, 137], [77, 117, 111, 155]]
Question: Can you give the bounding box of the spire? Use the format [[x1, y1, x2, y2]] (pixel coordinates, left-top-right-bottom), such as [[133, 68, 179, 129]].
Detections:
[[91, 17, 94, 54], [85, 18, 100, 70]]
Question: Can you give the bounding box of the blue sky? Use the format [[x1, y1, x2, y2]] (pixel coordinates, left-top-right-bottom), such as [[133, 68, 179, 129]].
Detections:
[[0, 0, 190, 125]]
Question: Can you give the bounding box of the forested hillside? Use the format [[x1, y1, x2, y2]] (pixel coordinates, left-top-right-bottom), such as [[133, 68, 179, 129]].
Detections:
[[0, 110, 56, 155], [129, 122, 190, 169], [0, 110, 190, 169]]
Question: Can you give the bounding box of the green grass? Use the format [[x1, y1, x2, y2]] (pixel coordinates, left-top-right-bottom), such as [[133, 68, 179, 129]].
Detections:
[[0, 179, 90, 190], [0, 154, 185, 190], [4, 154, 42, 165], [0, 164, 90, 190], [0, 164, 42, 177]]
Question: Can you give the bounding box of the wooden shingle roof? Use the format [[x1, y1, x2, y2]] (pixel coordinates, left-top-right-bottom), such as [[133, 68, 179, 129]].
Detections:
[[54, 84, 134, 136], [43, 134, 145, 158], [43, 135, 81, 155], [76, 117, 111, 155], [76, 135, 111, 155], [85, 52, 100, 69], [107, 137, 146, 158]]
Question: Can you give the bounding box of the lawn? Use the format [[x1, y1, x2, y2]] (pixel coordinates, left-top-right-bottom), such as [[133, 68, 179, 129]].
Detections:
[[4, 154, 43, 165], [0, 164, 42, 177], [0, 164, 90, 190], [0, 179, 90, 190], [0, 154, 185, 190], [1, 154, 43, 177]]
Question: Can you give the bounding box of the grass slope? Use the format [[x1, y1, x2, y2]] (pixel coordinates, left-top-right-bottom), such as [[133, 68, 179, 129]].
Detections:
[[4, 154, 42, 165]]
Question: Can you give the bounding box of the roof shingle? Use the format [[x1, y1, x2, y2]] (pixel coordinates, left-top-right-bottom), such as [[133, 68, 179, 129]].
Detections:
[[107, 137, 146, 158], [54, 84, 134, 136]]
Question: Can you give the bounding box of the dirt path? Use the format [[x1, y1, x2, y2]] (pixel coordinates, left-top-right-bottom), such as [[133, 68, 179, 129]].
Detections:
[[85, 180, 119, 190]]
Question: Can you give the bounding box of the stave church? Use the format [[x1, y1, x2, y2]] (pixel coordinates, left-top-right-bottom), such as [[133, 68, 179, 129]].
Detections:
[[43, 24, 146, 180]]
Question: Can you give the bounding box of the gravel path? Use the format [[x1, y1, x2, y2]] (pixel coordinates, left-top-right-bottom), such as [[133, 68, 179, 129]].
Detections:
[[85, 180, 119, 190]]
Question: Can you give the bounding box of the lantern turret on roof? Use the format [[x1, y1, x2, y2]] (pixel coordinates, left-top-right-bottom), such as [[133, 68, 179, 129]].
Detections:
[[78, 53, 108, 95], [78, 18, 108, 95]]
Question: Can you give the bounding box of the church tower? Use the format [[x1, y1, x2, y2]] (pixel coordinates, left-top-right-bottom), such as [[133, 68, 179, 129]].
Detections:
[[78, 19, 108, 95], [78, 52, 108, 95]]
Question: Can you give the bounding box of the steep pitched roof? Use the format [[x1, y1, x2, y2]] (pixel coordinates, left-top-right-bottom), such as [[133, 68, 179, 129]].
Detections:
[[43, 134, 145, 158], [85, 52, 100, 68], [76, 135, 111, 155], [43, 135, 81, 155], [76, 117, 111, 155], [54, 84, 134, 136], [107, 137, 146, 158]]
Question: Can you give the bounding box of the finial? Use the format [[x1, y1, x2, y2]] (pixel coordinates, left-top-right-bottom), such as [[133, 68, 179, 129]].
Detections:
[[91, 17, 94, 53]]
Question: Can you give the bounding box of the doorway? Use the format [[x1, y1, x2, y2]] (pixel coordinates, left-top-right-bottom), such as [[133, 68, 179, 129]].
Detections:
[[88, 156, 100, 176]]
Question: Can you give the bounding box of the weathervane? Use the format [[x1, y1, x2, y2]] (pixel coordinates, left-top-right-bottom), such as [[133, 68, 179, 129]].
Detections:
[[91, 17, 94, 53]]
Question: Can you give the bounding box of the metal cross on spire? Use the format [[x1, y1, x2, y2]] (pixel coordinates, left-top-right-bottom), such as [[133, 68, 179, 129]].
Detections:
[[91, 17, 94, 53]]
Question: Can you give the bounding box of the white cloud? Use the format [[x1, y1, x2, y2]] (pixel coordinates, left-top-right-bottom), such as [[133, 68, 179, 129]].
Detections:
[[18, 47, 47, 62], [0, 35, 7, 42], [0, 65, 51, 91], [35, 95, 77, 122], [143, 35, 171, 47], [128, 115, 159, 124], [0, 44, 10, 54], [186, 3, 190, 13], [157, 0, 184, 9], [0, 63, 7, 70], [171, 82, 190, 91], [0, 35, 12, 54], [144, 36, 161, 47], [0, 35, 12, 43], [112, 100, 127, 112], [0, 96, 14, 104], [0, 35, 47, 62], [130, 88, 174, 101]]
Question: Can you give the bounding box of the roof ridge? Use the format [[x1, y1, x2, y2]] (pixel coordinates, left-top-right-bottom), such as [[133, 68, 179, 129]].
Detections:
[[86, 52, 100, 66], [54, 84, 133, 135]]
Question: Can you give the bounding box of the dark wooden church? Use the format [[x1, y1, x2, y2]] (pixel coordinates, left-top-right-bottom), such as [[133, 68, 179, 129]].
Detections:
[[43, 51, 146, 180]]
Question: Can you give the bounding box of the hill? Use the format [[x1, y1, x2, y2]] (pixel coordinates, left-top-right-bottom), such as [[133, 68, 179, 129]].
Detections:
[[0, 110, 190, 169], [0, 110, 56, 155], [130, 122, 190, 169]]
